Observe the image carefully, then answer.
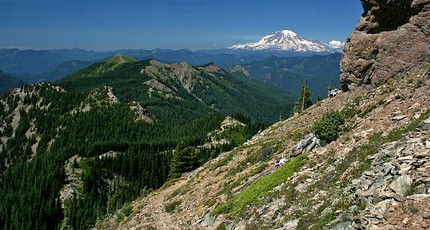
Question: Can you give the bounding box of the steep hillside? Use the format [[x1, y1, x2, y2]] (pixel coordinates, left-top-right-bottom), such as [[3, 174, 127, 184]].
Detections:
[[231, 53, 341, 100], [0, 70, 26, 95], [97, 0, 430, 229], [99, 59, 430, 230], [58, 56, 294, 123]]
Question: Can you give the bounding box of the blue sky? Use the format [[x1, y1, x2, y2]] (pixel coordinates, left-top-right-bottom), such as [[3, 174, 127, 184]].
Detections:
[[0, 0, 363, 51]]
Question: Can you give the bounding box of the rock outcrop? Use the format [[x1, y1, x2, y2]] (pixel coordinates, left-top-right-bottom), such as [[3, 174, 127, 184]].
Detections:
[[340, 0, 430, 91]]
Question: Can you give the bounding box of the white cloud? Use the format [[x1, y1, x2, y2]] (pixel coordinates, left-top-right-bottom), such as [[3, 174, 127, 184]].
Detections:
[[329, 40, 345, 49]]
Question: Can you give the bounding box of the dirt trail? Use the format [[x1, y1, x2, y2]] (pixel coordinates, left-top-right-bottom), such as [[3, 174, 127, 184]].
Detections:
[[150, 179, 187, 229]]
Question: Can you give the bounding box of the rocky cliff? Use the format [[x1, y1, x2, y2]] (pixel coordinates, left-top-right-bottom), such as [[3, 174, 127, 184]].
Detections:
[[340, 0, 430, 91]]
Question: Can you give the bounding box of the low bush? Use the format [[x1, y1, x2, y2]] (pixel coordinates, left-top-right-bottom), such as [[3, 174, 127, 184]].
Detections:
[[313, 111, 344, 145], [164, 200, 182, 213]]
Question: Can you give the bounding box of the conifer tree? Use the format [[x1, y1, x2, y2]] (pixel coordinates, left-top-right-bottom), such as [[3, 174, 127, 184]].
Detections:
[[169, 145, 198, 179], [328, 81, 333, 92], [294, 81, 313, 113]]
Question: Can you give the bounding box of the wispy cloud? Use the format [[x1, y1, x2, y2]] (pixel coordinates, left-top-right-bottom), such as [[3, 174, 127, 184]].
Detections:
[[328, 40, 345, 49]]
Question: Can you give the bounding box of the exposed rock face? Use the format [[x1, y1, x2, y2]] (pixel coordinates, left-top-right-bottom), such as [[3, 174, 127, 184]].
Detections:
[[145, 60, 202, 93], [340, 0, 430, 91], [228, 65, 251, 78]]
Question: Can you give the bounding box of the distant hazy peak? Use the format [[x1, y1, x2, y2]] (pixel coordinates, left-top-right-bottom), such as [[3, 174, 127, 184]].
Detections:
[[105, 54, 137, 65], [230, 29, 343, 53]]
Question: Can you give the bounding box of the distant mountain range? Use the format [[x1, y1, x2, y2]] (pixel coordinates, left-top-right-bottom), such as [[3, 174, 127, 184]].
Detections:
[[0, 29, 342, 75], [230, 53, 341, 100], [230, 30, 344, 52], [0, 29, 343, 97], [0, 53, 341, 100], [0, 48, 107, 74], [18, 60, 95, 84], [0, 70, 26, 95]]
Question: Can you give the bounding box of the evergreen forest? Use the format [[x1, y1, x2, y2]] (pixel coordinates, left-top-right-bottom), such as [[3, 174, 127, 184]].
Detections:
[[0, 57, 293, 229]]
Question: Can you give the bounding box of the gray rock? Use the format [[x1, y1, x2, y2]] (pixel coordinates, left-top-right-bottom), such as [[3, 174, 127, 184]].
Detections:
[[398, 155, 414, 161], [382, 162, 395, 175], [399, 164, 412, 175], [364, 171, 375, 177], [414, 150, 428, 158], [406, 194, 430, 200], [200, 213, 215, 227], [358, 188, 375, 198], [389, 175, 413, 198], [333, 221, 354, 230], [392, 115, 407, 121], [362, 179, 374, 190], [282, 218, 299, 230], [291, 133, 320, 156], [378, 191, 398, 200], [422, 212, 430, 219], [328, 217, 342, 225]]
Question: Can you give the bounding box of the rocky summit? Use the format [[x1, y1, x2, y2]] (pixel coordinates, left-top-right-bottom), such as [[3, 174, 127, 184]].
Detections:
[[340, 0, 430, 91]]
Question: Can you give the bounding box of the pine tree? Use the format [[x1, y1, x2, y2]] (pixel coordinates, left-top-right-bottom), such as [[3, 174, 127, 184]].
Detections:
[[328, 81, 333, 92], [294, 81, 313, 113], [168, 145, 198, 179]]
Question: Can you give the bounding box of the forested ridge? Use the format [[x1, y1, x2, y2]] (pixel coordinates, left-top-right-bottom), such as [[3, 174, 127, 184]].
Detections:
[[57, 56, 294, 124], [0, 57, 292, 229]]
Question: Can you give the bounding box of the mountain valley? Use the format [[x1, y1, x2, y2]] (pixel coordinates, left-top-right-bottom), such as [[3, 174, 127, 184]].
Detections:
[[230, 53, 341, 100]]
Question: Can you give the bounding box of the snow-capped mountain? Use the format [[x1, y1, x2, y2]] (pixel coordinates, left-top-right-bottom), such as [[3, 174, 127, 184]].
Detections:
[[230, 30, 344, 52]]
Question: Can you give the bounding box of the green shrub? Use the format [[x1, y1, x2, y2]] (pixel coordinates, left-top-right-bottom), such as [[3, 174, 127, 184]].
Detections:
[[313, 111, 344, 145], [164, 200, 182, 213], [122, 203, 133, 217]]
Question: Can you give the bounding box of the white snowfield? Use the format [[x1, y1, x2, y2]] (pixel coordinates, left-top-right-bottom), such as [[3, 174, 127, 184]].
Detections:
[[230, 29, 344, 52]]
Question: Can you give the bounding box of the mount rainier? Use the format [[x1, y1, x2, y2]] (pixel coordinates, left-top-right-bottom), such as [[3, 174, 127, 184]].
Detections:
[[230, 29, 344, 52]]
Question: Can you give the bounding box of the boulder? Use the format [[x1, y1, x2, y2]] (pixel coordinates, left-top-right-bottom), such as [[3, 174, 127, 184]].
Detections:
[[291, 133, 320, 156], [389, 175, 413, 198], [200, 213, 215, 227], [340, 0, 430, 91]]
